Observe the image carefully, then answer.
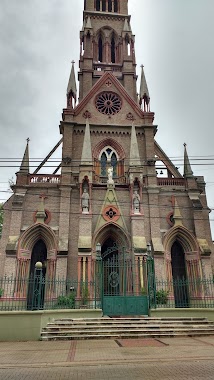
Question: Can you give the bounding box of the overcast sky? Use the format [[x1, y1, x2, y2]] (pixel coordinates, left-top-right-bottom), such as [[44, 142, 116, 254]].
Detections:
[[0, 0, 214, 236]]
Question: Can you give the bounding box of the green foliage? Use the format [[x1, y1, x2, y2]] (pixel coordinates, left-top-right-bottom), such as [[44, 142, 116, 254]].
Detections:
[[81, 283, 89, 305], [156, 289, 169, 305], [0, 204, 3, 239], [141, 287, 147, 296], [56, 293, 75, 309], [0, 288, 4, 298]]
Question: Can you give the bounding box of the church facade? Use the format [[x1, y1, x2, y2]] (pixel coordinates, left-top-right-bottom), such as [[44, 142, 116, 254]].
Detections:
[[0, 0, 213, 309]]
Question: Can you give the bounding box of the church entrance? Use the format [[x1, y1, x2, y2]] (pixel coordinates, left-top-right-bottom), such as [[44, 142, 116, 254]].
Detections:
[[171, 241, 189, 307], [27, 240, 47, 310], [101, 239, 148, 316]]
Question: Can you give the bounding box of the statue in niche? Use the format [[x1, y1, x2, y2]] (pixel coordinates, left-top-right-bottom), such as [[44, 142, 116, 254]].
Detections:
[[133, 190, 140, 214], [81, 188, 90, 213], [107, 166, 114, 184]]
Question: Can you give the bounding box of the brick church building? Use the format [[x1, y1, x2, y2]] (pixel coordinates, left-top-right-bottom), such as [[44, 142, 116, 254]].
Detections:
[[0, 0, 213, 309]]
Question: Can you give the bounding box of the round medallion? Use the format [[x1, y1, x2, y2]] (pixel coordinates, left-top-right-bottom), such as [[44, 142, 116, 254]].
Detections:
[[103, 206, 120, 222], [95, 92, 122, 115], [108, 272, 120, 288]]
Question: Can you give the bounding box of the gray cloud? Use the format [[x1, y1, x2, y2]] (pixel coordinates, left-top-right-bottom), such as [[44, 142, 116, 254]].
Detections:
[[0, 0, 214, 235]]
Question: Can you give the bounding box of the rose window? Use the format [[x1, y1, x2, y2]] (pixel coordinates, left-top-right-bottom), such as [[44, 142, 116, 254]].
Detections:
[[95, 92, 122, 115]]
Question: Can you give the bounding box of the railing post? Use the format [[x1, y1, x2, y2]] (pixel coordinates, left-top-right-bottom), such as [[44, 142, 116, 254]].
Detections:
[[32, 262, 43, 310]]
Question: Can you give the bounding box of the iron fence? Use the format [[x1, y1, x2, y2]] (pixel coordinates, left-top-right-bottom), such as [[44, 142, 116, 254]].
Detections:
[[154, 277, 214, 309], [0, 274, 100, 311], [0, 273, 213, 311]]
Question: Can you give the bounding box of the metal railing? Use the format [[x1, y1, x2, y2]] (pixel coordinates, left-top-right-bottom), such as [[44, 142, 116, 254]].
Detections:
[[0, 275, 100, 311], [154, 277, 214, 309]]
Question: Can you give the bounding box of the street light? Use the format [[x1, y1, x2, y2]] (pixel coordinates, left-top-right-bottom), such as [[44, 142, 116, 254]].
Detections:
[[147, 243, 152, 257], [96, 242, 102, 261]]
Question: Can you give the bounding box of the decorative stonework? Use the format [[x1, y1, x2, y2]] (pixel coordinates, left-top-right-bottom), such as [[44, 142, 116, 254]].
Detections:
[[83, 110, 92, 119], [33, 209, 51, 225], [166, 211, 175, 227], [103, 206, 120, 222], [62, 156, 72, 165], [105, 80, 112, 87], [95, 92, 122, 116], [126, 112, 135, 121]]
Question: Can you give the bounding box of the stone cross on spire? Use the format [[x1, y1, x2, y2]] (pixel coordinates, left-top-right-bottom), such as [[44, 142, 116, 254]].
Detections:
[[67, 60, 77, 108]]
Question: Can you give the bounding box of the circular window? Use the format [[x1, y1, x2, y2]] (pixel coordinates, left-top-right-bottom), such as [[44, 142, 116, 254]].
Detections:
[[95, 92, 122, 115]]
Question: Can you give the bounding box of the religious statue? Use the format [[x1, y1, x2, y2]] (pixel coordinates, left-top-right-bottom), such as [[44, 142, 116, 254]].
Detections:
[[81, 188, 90, 213], [107, 166, 114, 185], [133, 190, 140, 213]]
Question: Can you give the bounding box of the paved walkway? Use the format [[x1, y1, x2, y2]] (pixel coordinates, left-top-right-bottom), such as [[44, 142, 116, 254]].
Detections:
[[0, 336, 214, 379]]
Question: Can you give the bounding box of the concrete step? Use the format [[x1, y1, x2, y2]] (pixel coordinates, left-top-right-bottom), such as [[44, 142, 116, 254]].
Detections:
[[41, 317, 214, 341], [42, 324, 214, 331], [41, 328, 214, 336], [41, 330, 214, 341]]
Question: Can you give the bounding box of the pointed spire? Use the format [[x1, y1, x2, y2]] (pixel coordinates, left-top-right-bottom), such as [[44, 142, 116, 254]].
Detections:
[[129, 123, 141, 167], [81, 118, 92, 165], [35, 194, 46, 224], [123, 19, 131, 32], [85, 15, 92, 29], [139, 65, 150, 111], [19, 138, 30, 173], [173, 197, 183, 227], [183, 143, 194, 178], [67, 61, 77, 102]]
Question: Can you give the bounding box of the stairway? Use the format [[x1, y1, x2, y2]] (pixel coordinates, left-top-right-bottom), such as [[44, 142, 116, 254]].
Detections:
[[41, 317, 214, 340]]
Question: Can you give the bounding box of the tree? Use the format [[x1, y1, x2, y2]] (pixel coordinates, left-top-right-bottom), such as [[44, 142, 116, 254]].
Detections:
[[0, 203, 3, 238]]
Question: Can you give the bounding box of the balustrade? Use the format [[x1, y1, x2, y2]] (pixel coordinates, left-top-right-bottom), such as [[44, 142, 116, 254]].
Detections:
[[29, 175, 61, 185]]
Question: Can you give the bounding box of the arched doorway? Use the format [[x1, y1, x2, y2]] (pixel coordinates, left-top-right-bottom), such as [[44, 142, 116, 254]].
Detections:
[[102, 237, 119, 296], [27, 240, 47, 310], [98, 233, 148, 316], [171, 241, 189, 307]]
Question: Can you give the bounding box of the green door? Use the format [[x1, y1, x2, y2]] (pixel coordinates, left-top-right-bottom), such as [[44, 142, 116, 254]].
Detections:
[[102, 245, 148, 316]]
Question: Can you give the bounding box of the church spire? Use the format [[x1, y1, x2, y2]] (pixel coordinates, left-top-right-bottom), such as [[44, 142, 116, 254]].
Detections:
[[19, 138, 30, 174], [81, 117, 92, 166], [67, 61, 77, 108], [129, 123, 141, 167], [79, 0, 137, 101], [183, 143, 194, 178], [139, 65, 150, 112]]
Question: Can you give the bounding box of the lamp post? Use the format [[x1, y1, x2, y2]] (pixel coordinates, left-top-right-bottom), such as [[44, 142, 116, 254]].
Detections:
[[147, 243, 152, 257], [96, 243, 102, 261], [32, 261, 43, 310], [146, 242, 156, 309], [95, 243, 102, 308]]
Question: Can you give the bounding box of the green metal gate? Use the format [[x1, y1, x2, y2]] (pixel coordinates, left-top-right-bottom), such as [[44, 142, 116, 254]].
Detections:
[[101, 245, 149, 316]]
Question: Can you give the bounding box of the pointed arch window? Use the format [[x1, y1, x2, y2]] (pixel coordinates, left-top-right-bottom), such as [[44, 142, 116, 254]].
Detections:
[[102, 0, 106, 11], [108, 0, 112, 12], [114, 0, 118, 12], [98, 34, 103, 62], [99, 147, 119, 178], [111, 34, 116, 63], [96, 0, 100, 11], [100, 148, 118, 177]]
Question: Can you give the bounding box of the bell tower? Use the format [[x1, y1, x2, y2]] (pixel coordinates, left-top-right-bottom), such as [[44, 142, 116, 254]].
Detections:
[[79, 0, 137, 101]]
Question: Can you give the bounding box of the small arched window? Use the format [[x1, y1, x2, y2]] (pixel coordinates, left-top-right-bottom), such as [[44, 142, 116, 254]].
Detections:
[[96, 0, 100, 11], [111, 34, 116, 63], [102, 0, 106, 11], [99, 147, 118, 177], [98, 34, 103, 62], [114, 0, 118, 12], [108, 0, 112, 12]]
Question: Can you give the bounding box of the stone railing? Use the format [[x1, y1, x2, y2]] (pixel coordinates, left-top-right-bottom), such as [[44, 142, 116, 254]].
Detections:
[[93, 174, 127, 185], [157, 178, 186, 187], [93, 62, 122, 73], [29, 175, 61, 185]]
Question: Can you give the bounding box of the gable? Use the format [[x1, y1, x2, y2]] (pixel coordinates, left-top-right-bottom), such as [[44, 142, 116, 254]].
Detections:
[[74, 72, 146, 125]]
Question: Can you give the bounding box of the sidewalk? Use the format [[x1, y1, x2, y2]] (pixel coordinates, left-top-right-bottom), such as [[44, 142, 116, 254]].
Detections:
[[0, 336, 214, 379]]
